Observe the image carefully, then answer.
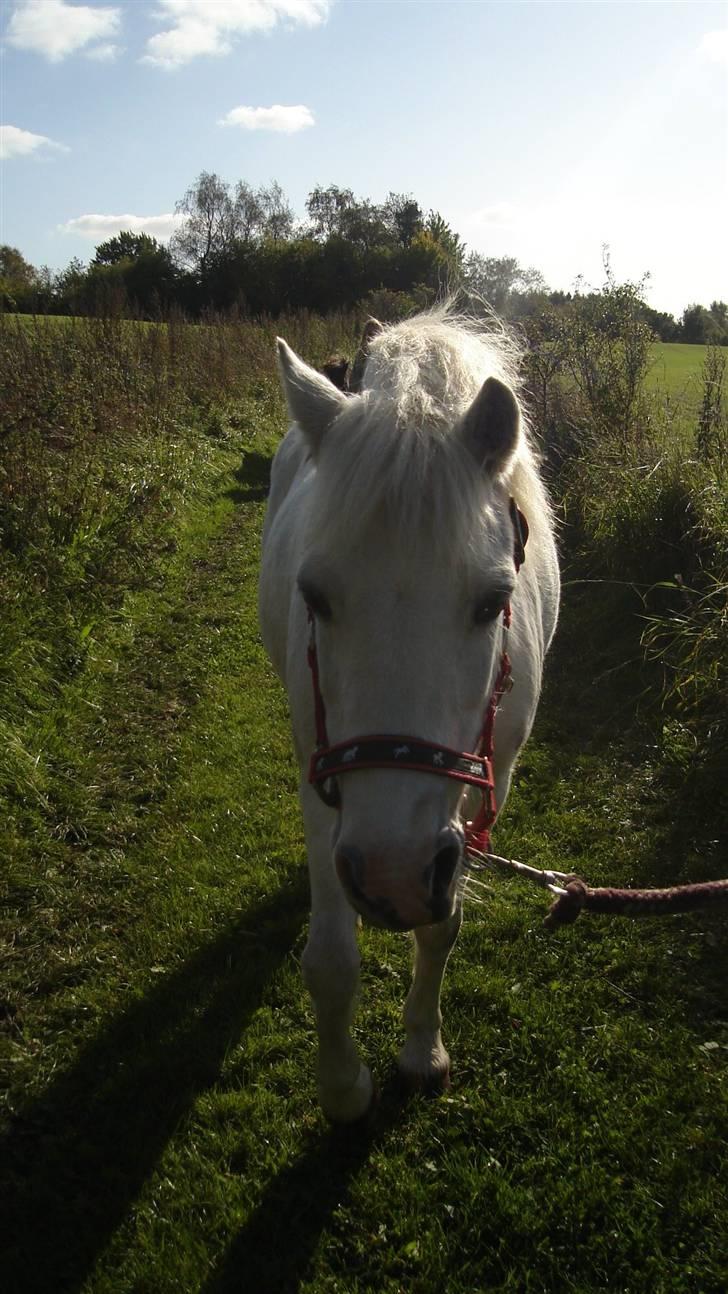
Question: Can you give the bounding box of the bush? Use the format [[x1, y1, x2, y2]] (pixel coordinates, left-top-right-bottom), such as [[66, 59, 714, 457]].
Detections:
[[522, 264, 727, 784]]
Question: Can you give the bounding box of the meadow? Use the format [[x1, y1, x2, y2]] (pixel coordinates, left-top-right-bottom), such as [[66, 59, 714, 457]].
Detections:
[[649, 342, 715, 398], [1, 314, 726, 1293]]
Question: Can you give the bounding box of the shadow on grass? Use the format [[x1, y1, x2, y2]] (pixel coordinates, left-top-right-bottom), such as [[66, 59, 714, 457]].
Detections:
[[225, 450, 272, 505], [541, 577, 652, 749], [3, 878, 308, 1294], [517, 575, 727, 895], [203, 1075, 410, 1294]]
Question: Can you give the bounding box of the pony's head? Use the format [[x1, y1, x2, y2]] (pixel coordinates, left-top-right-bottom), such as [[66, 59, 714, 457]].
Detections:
[[277, 315, 528, 931]]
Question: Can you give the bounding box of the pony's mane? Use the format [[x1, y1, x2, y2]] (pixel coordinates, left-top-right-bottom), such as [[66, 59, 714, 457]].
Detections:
[[364, 303, 523, 428], [308, 304, 549, 552]]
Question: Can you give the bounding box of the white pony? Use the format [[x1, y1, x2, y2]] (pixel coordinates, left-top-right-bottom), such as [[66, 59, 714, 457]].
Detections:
[[259, 308, 559, 1122]]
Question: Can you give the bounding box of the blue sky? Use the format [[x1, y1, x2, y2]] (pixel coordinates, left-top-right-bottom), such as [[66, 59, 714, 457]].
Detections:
[[1, 0, 726, 314]]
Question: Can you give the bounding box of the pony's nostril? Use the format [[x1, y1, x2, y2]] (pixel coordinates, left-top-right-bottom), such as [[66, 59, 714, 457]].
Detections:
[[335, 845, 365, 891], [431, 835, 462, 898]]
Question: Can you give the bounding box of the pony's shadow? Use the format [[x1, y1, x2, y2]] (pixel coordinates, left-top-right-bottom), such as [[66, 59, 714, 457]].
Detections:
[[225, 450, 272, 505], [203, 1076, 408, 1294], [3, 878, 308, 1294]]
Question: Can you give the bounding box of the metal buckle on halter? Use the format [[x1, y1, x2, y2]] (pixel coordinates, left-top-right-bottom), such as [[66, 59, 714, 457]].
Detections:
[[310, 743, 342, 807], [315, 774, 341, 809]]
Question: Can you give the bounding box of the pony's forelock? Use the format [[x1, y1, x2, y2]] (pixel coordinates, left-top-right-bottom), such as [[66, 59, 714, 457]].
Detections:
[[304, 304, 549, 554]]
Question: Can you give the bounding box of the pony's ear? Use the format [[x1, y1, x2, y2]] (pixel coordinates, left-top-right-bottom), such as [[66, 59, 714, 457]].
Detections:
[[277, 338, 349, 454], [349, 317, 384, 393], [459, 376, 521, 475]]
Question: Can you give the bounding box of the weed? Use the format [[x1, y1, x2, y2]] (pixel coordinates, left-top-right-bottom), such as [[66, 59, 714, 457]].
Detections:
[[697, 344, 727, 469]]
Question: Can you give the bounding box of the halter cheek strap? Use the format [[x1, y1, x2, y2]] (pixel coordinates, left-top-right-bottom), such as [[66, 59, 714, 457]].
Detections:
[[305, 498, 528, 850]]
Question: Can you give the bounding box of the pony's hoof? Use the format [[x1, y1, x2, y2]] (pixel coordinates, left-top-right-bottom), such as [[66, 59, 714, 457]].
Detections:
[[319, 1063, 375, 1124], [397, 1060, 451, 1097]]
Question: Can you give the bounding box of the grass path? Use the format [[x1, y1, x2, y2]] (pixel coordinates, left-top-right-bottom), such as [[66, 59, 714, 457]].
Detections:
[[3, 444, 727, 1293]]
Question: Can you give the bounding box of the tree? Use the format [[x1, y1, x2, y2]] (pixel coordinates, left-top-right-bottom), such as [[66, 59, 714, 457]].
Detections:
[[680, 303, 728, 345], [258, 181, 295, 244], [709, 301, 728, 344], [53, 257, 89, 315], [306, 185, 356, 239], [93, 231, 161, 266], [0, 245, 37, 289], [18, 174, 561, 321], [642, 305, 680, 342], [425, 212, 465, 270], [381, 193, 423, 247], [88, 232, 177, 316], [682, 304, 712, 345], [305, 187, 422, 251], [339, 199, 388, 252], [0, 245, 39, 310], [170, 171, 238, 272], [232, 181, 265, 245], [462, 253, 547, 315]]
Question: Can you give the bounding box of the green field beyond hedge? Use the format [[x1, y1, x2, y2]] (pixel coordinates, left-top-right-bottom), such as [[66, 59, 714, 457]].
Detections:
[[650, 342, 714, 396]]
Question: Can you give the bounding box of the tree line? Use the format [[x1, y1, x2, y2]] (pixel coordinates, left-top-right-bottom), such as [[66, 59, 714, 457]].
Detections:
[[1, 172, 726, 344]]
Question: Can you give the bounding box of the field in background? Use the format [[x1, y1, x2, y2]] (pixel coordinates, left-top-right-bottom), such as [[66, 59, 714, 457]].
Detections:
[[650, 341, 711, 394], [1, 313, 726, 1292]]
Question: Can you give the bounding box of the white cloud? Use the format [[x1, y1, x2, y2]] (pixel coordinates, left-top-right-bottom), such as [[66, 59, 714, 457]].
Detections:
[[60, 213, 185, 242], [697, 29, 728, 65], [143, 0, 330, 68], [218, 103, 315, 133], [85, 41, 122, 62], [6, 0, 121, 63], [0, 124, 66, 159]]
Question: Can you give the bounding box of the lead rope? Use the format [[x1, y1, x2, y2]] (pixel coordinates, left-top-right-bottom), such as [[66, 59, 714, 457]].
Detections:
[[466, 851, 728, 930], [544, 876, 728, 928]]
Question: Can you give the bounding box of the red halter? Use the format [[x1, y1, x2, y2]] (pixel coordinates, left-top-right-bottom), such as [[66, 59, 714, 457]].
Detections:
[[306, 499, 528, 855]]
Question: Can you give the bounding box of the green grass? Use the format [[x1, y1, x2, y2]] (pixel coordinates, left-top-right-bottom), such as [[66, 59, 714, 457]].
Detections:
[[2, 309, 726, 1291], [644, 343, 718, 452], [649, 342, 712, 400], [3, 398, 726, 1293]]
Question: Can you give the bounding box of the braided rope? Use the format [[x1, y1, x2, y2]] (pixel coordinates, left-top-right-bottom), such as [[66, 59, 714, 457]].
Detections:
[[466, 850, 728, 931], [544, 876, 728, 930]]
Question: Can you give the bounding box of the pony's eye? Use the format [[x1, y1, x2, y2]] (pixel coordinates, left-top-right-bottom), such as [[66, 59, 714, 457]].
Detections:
[[301, 584, 332, 622], [474, 597, 507, 626]]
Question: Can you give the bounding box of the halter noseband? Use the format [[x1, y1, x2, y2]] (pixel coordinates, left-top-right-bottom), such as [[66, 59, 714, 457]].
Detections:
[[306, 498, 528, 854]]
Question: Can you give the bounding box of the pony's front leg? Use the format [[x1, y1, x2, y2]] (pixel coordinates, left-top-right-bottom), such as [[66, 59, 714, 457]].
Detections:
[[300, 784, 374, 1123], [398, 905, 463, 1091]]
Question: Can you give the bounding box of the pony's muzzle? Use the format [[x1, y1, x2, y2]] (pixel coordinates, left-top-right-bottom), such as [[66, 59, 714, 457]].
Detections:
[[334, 827, 463, 930]]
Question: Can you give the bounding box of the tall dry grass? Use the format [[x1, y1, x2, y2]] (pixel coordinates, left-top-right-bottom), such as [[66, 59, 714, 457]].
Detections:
[[0, 311, 358, 595]]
